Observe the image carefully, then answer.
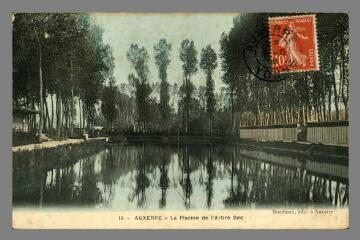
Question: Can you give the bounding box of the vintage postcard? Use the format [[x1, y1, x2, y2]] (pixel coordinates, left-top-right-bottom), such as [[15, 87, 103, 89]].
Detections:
[[12, 12, 349, 229]]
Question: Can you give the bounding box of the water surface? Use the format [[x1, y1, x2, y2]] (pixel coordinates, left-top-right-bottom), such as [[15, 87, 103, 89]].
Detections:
[[13, 144, 348, 210]]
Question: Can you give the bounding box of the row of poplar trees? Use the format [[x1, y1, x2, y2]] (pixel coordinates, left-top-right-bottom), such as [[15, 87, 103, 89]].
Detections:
[[100, 39, 219, 134], [102, 13, 349, 136], [219, 13, 349, 131]]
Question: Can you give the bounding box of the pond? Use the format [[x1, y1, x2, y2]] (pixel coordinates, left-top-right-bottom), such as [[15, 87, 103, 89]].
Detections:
[[13, 143, 349, 210]]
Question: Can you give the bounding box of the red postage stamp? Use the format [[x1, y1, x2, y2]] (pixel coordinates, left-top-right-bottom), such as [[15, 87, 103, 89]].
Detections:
[[269, 15, 319, 73]]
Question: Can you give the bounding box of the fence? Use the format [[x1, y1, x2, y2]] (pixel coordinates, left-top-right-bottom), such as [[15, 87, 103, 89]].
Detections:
[[306, 121, 348, 146], [240, 121, 348, 146], [240, 124, 297, 142]]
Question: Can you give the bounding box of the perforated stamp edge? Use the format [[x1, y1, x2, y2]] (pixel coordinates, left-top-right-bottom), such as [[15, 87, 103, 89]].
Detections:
[[268, 14, 320, 74]]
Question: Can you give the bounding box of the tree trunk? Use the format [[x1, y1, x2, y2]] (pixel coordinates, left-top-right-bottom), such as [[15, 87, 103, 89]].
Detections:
[[330, 51, 340, 120], [344, 103, 348, 120], [56, 91, 62, 138], [78, 97, 82, 129], [63, 101, 68, 135], [327, 83, 332, 121], [51, 94, 54, 131], [42, 99, 47, 130], [340, 39, 349, 120], [187, 78, 190, 134], [315, 103, 319, 121], [82, 103, 86, 134], [31, 102, 35, 133], [322, 99, 326, 121], [231, 87, 234, 132], [70, 88, 74, 137], [70, 58, 74, 137], [44, 96, 50, 130], [38, 46, 43, 143]]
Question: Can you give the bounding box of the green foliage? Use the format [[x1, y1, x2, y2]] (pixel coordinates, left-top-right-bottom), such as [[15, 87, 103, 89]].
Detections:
[[154, 39, 172, 126], [200, 45, 217, 74], [12, 13, 349, 139], [179, 39, 198, 132], [127, 44, 150, 82], [179, 39, 198, 78], [200, 45, 217, 132], [219, 13, 349, 126], [101, 77, 118, 127], [154, 39, 172, 78], [13, 13, 114, 134], [126, 42, 152, 131]]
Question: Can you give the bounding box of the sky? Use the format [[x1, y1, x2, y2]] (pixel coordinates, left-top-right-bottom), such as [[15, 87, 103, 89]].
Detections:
[[92, 13, 238, 93]]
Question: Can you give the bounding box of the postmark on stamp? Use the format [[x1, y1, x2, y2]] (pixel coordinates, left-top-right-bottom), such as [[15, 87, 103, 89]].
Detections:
[[269, 14, 319, 73], [243, 32, 286, 82]]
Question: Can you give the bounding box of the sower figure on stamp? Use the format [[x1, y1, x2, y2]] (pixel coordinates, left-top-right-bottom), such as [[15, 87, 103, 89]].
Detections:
[[278, 21, 309, 68]]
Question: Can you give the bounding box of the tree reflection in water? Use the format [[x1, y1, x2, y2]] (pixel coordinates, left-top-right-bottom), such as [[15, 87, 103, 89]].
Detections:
[[13, 144, 349, 210], [130, 144, 150, 208], [205, 147, 215, 208], [223, 147, 348, 208], [99, 149, 118, 206], [179, 146, 193, 209], [159, 146, 170, 208], [79, 157, 102, 204]]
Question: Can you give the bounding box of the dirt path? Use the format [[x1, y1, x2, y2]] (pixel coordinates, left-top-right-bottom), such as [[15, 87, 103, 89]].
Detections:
[[12, 137, 106, 152]]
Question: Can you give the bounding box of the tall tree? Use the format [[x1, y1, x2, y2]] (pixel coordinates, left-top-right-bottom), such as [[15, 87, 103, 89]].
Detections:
[[154, 39, 172, 133], [101, 77, 118, 128], [79, 23, 113, 130], [13, 14, 49, 135], [200, 45, 217, 133], [31, 15, 47, 142], [127, 44, 152, 131], [179, 39, 198, 133], [219, 33, 237, 132]]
